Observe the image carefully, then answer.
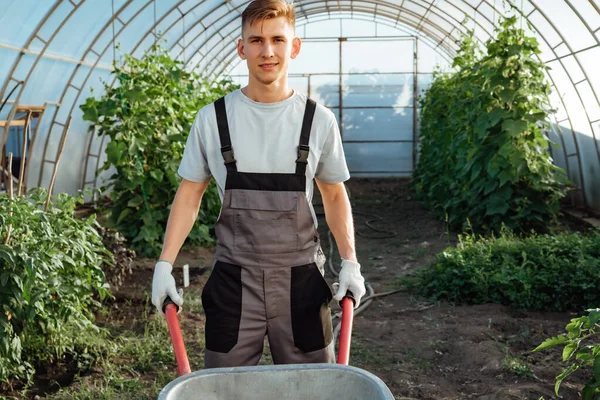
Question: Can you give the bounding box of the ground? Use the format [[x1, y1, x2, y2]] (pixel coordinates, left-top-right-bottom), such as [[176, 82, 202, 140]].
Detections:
[[318, 179, 587, 400], [2, 178, 590, 399]]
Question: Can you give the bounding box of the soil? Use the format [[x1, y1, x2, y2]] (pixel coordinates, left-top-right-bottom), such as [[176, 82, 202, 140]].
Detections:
[[3, 178, 592, 399]]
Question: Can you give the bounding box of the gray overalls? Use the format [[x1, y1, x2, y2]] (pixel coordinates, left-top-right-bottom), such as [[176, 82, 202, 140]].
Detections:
[[201, 96, 335, 368]]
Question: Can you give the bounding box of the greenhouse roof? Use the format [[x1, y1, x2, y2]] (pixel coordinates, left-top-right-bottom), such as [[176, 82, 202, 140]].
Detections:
[[1, 0, 599, 212]]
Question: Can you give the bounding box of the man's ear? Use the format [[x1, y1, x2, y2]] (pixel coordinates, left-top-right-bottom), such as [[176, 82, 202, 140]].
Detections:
[[291, 37, 302, 59], [237, 38, 246, 60]]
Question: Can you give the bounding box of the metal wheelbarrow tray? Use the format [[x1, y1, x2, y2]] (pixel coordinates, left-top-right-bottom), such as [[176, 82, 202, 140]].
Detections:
[[158, 292, 394, 399], [158, 363, 394, 399]]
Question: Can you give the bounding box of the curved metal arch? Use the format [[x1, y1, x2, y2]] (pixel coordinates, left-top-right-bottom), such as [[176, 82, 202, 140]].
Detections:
[[212, 14, 456, 80], [0, 1, 62, 103], [502, 0, 600, 207], [202, 15, 440, 79], [183, 9, 463, 75], [174, 0, 470, 69], [546, 1, 600, 169], [42, 0, 159, 189], [0, 0, 67, 152], [194, 7, 480, 79], [46, 0, 141, 190], [128, 0, 456, 72], [178, 0, 542, 78]]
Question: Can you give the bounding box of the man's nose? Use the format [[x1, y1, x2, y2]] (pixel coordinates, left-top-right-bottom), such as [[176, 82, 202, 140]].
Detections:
[[261, 42, 274, 58]]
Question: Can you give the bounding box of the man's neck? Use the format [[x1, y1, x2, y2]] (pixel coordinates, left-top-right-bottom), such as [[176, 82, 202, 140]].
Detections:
[[242, 80, 293, 103]]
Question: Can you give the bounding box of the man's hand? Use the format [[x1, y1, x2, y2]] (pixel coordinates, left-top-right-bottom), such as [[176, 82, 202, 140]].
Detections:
[[333, 260, 367, 308], [151, 260, 183, 315]]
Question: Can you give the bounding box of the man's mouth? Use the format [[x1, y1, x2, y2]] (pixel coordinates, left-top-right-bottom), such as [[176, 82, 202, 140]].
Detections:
[[259, 63, 278, 70]]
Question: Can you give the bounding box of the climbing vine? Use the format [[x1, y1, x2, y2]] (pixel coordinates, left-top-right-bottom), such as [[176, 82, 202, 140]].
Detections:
[[414, 16, 569, 234]]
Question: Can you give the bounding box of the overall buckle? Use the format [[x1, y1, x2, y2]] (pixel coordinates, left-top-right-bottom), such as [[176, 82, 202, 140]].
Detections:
[[221, 145, 236, 164], [296, 144, 310, 164]]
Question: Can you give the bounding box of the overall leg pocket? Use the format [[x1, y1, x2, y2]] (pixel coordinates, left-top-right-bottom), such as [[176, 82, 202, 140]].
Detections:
[[290, 263, 333, 353], [201, 261, 242, 353]]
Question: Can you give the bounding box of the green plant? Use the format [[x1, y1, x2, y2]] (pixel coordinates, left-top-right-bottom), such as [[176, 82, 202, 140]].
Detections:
[[0, 190, 111, 384], [534, 309, 600, 399], [45, 307, 205, 399], [502, 349, 534, 378], [414, 15, 569, 235], [413, 228, 600, 312], [80, 44, 239, 256]]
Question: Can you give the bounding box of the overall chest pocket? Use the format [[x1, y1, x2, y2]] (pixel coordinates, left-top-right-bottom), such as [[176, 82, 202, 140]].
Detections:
[[231, 190, 299, 254]]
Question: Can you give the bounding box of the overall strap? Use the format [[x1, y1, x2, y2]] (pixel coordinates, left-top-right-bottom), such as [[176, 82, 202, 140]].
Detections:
[[214, 97, 237, 173], [295, 98, 317, 176]]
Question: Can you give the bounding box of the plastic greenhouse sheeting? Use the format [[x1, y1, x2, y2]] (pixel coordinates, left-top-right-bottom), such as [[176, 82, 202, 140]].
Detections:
[[0, 0, 599, 213]]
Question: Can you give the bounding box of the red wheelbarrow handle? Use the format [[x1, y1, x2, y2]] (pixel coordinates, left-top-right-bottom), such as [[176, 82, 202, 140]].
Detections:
[[337, 291, 355, 365], [163, 296, 192, 376]]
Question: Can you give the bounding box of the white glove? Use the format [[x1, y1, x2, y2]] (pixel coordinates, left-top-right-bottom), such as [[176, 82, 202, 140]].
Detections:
[[333, 260, 367, 308], [151, 260, 183, 315]]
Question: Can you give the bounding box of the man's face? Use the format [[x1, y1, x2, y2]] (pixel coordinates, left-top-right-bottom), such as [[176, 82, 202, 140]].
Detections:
[[237, 16, 301, 86]]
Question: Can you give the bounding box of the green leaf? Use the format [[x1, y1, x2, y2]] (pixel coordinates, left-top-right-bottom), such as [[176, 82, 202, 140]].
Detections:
[[498, 169, 514, 187], [470, 163, 483, 182], [555, 364, 578, 395], [105, 141, 126, 165], [483, 180, 498, 195], [128, 137, 139, 156], [116, 208, 132, 224], [0, 247, 15, 265], [507, 44, 523, 56], [168, 134, 186, 143], [594, 355, 600, 382], [81, 103, 98, 122], [485, 194, 510, 216], [582, 381, 599, 400], [127, 196, 143, 208], [524, 112, 546, 123], [487, 108, 507, 127], [124, 87, 146, 102], [150, 170, 164, 181], [563, 342, 578, 361], [502, 119, 528, 137], [499, 89, 516, 103], [97, 99, 118, 117], [1, 272, 9, 287], [588, 310, 600, 327], [577, 352, 593, 361]]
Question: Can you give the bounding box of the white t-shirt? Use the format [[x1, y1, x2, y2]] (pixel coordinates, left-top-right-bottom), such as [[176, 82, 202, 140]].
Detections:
[[177, 89, 350, 227]]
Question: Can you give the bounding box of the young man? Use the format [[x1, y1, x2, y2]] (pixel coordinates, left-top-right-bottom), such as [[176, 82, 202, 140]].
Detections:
[[151, 0, 366, 368]]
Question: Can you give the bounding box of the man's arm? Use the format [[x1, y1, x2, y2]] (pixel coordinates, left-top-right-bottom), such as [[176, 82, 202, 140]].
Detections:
[[315, 178, 366, 308], [151, 178, 210, 313], [315, 179, 356, 262], [159, 178, 212, 264]]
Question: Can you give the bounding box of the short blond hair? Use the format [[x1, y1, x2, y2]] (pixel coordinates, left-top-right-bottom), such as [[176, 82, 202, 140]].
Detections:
[[241, 0, 296, 37]]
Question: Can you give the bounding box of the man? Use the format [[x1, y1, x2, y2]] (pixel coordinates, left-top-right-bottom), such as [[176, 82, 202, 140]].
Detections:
[[151, 0, 366, 368]]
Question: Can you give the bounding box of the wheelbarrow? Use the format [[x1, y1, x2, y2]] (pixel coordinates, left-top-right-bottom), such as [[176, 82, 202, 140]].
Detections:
[[157, 292, 394, 400]]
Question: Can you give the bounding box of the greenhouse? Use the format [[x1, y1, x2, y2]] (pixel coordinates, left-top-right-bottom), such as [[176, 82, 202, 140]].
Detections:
[[1, 0, 600, 399]]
